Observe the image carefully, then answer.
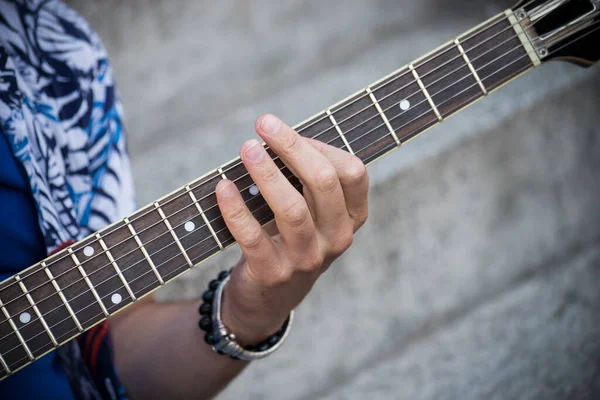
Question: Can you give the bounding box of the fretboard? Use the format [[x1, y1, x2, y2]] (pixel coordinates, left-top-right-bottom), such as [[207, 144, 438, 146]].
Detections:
[[0, 10, 540, 379]]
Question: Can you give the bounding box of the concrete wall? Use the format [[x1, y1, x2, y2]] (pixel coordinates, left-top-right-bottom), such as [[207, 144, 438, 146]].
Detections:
[[71, 1, 600, 398]]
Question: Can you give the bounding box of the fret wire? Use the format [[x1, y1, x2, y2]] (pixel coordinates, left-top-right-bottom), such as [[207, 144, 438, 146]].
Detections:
[[154, 202, 193, 267], [365, 87, 401, 146], [0, 193, 286, 359], [0, 28, 531, 321], [326, 109, 354, 154], [44, 266, 83, 332], [95, 234, 137, 302], [0, 298, 34, 360], [185, 185, 223, 250], [0, 26, 531, 320], [68, 249, 109, 317], [124, 218, 165, 285], [409, 64, 443, 122], [0, 10, 533, 307], [218, 167, 228, 180], [0, 352, 9, 374], [15, 276, 58, 347], [454, 38, 488, 95]]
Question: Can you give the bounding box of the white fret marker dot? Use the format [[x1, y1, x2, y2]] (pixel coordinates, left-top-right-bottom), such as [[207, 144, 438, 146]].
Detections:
[[400, 99, 411, 111], [19, 312, 31, 324], [185, 221, 195, 232], [249, 185, 259, 196], [111, 293, 122, 305], [83, 246, 94, 257]]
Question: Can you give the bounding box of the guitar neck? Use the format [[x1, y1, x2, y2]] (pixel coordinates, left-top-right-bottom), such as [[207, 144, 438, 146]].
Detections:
[[0, 10, 540, 379]]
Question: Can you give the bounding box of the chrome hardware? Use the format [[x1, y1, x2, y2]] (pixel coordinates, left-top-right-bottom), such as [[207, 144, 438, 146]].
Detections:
[[516, 0, 599, 59]]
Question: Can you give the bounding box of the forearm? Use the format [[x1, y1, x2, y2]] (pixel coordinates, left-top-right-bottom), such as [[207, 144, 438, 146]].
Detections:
[[111, 297, 248, 400]]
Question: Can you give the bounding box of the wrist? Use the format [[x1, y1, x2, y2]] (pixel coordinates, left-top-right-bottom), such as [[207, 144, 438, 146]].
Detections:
[[199, 269, 295, 361], [221, 284, 288, 346]]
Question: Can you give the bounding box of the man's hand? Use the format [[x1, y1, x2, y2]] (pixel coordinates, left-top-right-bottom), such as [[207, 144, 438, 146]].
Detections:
[[112, 114, 369, 399], [216, 114, 369, 344]]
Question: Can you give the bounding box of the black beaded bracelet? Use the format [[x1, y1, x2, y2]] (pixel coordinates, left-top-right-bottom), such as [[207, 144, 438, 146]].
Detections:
[[198, 269, 289, 359]]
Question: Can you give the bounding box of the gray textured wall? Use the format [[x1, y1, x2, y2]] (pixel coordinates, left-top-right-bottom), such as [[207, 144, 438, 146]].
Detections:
[[71, 1, 600, 399]]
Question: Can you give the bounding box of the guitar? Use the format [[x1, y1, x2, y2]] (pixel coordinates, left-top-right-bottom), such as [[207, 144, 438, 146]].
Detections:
[[0, 0, 598, 382]]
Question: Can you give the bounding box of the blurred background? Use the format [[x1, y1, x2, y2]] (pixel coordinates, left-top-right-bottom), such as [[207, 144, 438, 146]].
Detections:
[[70, 0, 600, 399]]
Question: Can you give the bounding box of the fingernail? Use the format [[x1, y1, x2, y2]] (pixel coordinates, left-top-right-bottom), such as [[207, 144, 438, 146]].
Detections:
[[244, 140, 265, 163], [260, 114, 281, 135], [218, 181, 234, 198]]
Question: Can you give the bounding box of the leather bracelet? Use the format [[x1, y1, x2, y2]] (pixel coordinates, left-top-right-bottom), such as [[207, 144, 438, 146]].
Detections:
[[198, 270, 294, 361]]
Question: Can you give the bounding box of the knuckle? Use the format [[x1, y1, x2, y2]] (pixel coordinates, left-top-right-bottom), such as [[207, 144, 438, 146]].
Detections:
[[260, 164, 281, 185], [346, 157, 368, 185], [296, 250, 323, 274], [281, 133, 302, 156], [308, 252, 325, 271], [351, 206, 369, 229], [225, 205, 249, 226], [282, 198, 310, 228], [240, 225, 264, 251], [331, 227, 354, 256], [315, 165, 339, 193], [357, 208, 369, 227]]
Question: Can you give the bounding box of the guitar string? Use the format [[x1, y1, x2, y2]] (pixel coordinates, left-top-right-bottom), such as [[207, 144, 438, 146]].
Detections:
[[0, 26, 573, 354], [0, 10, 578, 331], [3, 17, 599, 360], [0, 25, 540, 320], [0, 9, 552, 312], [0, 4, 541, 296]]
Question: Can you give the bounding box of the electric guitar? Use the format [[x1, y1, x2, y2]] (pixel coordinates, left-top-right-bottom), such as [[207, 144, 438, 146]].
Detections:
[[0, 0, 598, 382]]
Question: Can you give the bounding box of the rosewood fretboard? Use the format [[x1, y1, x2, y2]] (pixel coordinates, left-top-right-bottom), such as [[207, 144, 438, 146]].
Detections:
[[0, 10, 540, 380]]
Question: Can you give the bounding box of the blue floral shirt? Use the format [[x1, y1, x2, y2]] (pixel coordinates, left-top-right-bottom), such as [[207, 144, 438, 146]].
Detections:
[[0, 1, 135, 398]]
